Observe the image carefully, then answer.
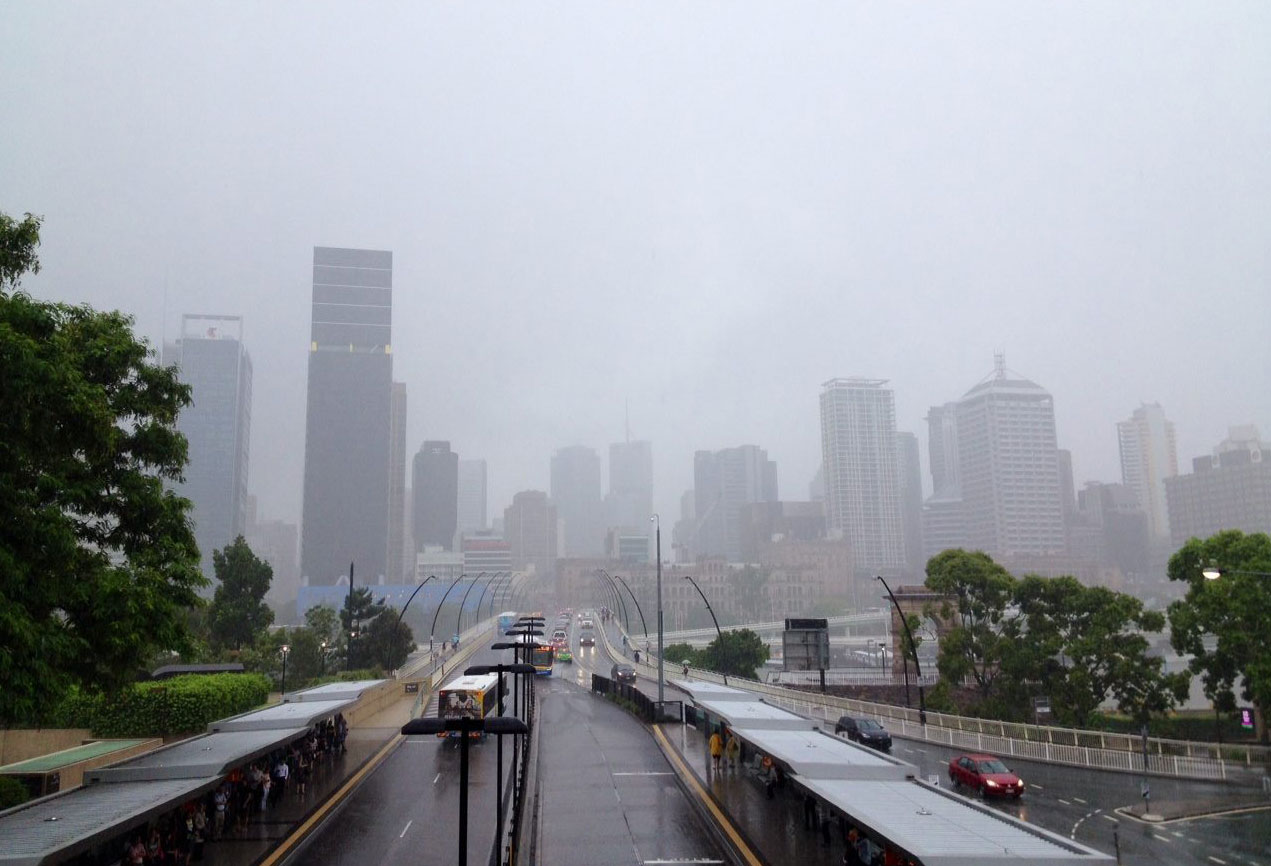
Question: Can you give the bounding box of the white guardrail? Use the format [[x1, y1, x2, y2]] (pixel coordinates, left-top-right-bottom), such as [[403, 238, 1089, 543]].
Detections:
[[609, 622, 1270, 784]]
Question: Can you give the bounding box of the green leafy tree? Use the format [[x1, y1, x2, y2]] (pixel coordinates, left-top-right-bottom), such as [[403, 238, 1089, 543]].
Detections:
[[0, 213, 204, 724], [664, 642, 700, 667], [207, 537, 274, 651], [1014, 575, 1180, 727], [304, 603, 341, 667], [362, 608, 415, 671], [924, 549, 1017, 704], [699, 628, 769, 679], [341, 587, 387, 669], [1168, 530, 1271, 740], [0, 212, 41, 290]]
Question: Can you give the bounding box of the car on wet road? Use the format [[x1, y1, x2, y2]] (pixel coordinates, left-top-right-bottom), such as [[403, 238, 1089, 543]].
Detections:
[[833, 715, 892, 752], [948, 753, 1023, 798], [556, 647, 573, 663], [611, 663, 636, 684]]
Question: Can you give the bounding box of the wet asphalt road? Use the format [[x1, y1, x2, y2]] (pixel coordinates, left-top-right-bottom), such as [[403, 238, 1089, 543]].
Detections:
[[286, 645, 515, 866]]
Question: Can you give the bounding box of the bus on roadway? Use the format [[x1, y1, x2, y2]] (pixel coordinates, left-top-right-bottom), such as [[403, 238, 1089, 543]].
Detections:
[[436, 673, 505, 738], [498, 611, 518, 632], [530, 644, 555, 676]]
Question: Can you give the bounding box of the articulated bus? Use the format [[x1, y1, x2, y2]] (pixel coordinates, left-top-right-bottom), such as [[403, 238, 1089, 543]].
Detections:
[[436, 673, 505, 738], [498, 611, 518, 632], [530, 644, 555, 676]]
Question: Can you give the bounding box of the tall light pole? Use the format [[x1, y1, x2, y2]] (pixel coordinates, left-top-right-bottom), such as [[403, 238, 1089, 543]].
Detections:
[[652, 514, 664, 704], [682, 575, 725, 684], [279, 644, 291, 696], [876, 575, 927, 725], [455, 571, 490, 637]]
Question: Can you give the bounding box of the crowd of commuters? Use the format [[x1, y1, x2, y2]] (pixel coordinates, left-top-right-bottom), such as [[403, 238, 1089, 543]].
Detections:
[[114, 714, 348, 866]]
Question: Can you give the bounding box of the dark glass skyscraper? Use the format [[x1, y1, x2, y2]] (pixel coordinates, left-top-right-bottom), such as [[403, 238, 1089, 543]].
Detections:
[[413, 440, 459, 551], [300, 247, 393, 585], [170, 315, 252, 581]]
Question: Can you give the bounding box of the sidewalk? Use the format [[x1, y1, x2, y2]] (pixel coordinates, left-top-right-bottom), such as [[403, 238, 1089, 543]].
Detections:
[[1120, 791, 1271, 823], [659, 717, 844, 866]]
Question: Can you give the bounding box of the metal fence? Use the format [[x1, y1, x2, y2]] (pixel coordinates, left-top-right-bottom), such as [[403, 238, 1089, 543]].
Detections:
[[608, 622, 1271, 784]]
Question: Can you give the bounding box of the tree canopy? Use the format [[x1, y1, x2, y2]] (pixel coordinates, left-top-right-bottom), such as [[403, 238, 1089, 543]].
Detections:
[[1168, 530, 1271, 739], [207, 536, 274, 651], [699, 628, 769, 679], [924, 549, 1018, 703], [0, 212, 204, 724]]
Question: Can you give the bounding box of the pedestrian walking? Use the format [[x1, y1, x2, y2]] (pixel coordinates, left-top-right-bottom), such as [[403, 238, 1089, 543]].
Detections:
[[212, 785, 227, 840], [682, 660, 691, 678], [191, 806, 207, 862], [709, 729, 723, 772], [725, 731, 740, 769], [762, 756, 778, 799], [633, 649, 641, 664], [273, 756, 290, 803]]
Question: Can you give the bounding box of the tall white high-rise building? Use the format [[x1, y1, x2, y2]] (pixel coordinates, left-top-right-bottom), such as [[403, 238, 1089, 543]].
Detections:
[[819, 378, 906, 575], [691, 445, 777, 561], [551, 445, 604, 557], [955, 357, 1065, 558], [1117, 403, 1178, 540]]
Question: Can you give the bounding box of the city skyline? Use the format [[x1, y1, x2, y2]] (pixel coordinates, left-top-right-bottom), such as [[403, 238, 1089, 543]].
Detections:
[[4, 4, 1267, 541]]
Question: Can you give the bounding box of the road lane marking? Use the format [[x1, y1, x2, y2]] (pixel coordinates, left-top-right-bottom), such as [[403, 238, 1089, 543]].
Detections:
[[1029, 783, 1043, 790], [1072, 797, 1086, 804], [258, 732, 404, 866], [1207, 857, 1227, 865], [1101, 814, 1119, 823], [651, 726, 763, 866], [399, 820, 412, 838], [1152, 834, 1172, 843], [1070, 809, 1100, 838], [1172, 831, 1184, 838], [614, 771, 674, 776], [1058, 798, 1071, 806], [433, 773, 441, 785]]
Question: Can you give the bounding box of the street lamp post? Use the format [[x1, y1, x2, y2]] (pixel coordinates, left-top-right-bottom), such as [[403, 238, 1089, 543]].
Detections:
[[1203, 565, 1271, 580], [455, 572, 490, 638], [279, 644, 290, 697], [401, 715, 528, 866], [395, 574, 437, 634], [652, 514, 664, 704], [468, 661, 535, 854], [430, 573, 469, 652], [876, 575, 927, 725], [344, 562, 355, 671], [594, 570, 629, 632], [682, 574, 725, 684], [608, 571, 650, 638]]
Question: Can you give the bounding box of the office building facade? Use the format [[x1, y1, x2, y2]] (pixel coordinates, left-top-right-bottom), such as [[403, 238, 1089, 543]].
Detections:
[[691, 445, 778, 562], [551, 445, 604, 557], [1118, 403, 1178, 540], [170, 315, 253, 580], [1166, 426, 1271, 545], [456, 459, 488, 539], [819, 378, 906, 575], [413, 441, 459, 551], [504, 490, 558, 577], [387, 382, 408, 581], [300, 246, 393, 585]]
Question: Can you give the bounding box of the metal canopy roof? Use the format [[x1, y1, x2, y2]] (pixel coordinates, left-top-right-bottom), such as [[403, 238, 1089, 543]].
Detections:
[[0, 777, 220, 866], [693, 696, 815, 730], [671, 680, 759, 702], [210, 698, 353, 732], [285, 679, 386, 702], [87, 728, 308, 783], [799, 779, 1114, 866], [0, 740, 153, 775], [733, 728, 911, 781]]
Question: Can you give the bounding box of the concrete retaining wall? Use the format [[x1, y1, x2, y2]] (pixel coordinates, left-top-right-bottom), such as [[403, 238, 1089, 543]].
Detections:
[[0, 729, 94, 766]]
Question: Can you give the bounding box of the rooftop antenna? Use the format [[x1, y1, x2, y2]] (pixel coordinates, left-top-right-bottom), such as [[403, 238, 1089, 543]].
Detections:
[[993, 351, 1006, 380]]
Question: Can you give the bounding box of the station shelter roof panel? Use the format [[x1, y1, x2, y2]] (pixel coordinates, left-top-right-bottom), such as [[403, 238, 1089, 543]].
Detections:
[[286, 679, 385, 702], [693, 696, 815, 730], [671, 680, 757, 702], [733, 727, 912, 781], [210, 698, 354, 732], [0, 740, 153, 775], [0, 776, 219, 866], [799, 779, 1114, 866], [87, 728, 308, 783]]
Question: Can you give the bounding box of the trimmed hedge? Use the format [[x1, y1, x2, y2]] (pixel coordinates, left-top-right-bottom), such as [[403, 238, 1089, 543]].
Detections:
[[1088, 711, 1252, 743], [54, 674, 270, 737], [0, 776, 30, 810]]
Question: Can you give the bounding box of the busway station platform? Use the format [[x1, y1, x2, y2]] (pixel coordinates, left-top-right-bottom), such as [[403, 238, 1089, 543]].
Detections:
[[0, 680, 394, 866], [660, 679, 1115, 866]]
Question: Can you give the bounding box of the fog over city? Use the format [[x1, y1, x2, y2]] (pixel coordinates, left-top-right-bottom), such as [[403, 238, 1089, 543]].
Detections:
[[3, 2, 1268, 530]]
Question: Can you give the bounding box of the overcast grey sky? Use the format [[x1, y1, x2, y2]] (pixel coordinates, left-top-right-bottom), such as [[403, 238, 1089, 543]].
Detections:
[[3, 2, 1269, 528]]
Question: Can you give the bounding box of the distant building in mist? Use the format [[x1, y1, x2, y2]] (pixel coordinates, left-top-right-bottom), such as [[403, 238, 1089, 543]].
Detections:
[[1166, 425, 1271, 545], [1118, 403, 1178, 540], [691, 445, 778, 561], [955, 357, 1065, 559], [921, 402, 967, 560], [169, 314, 253, 580], [504, 490, 557, 577], [896, 431, 925, 572], [245, 496, 298, 612], [300, 247, 393, 586], [606, 439, 653, 531], [819, 378, 906, 577], [414, 545, 463, 584], [387, 382, 408, 581], [551, 445, 604, 557], [456, 459, 488, 538], [413, 441, 459, 551], [462, 532, 513, 575], [737, 501, 825, 561]]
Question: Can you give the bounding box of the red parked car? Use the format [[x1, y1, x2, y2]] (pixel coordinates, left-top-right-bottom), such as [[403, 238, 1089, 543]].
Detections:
[[947, 754, 1023, 798]]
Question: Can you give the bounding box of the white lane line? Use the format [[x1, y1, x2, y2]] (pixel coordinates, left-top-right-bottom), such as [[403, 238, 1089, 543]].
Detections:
[[1072, 797, 1087, 804], [1030, 784, 1044, 791], [1058, 798, 1072, 806], [613, 771, 674, 776], [1172, 831, 1185, 838], [1207, 857, 1227, 865], [1070, 809, 1100, 838], [1152, 834, 1172, 844], [1101, 814, 1120, 823], [399, 820, 412, 838], [432, 773, 441, 785]]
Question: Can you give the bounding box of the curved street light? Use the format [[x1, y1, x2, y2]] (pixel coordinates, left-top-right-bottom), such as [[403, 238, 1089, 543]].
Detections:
[[430, 573, 470, 651], [876, 575, 927, 725], [682, 574, 725, 684], [609, 572, 650, 638], [395, 574, 438, 632], [485, 571, 514, 619], [1203, 564, 1271, 580], [652, 513, 664, 703], [455, 571, 491, 636], [594, 569, 629, 631]]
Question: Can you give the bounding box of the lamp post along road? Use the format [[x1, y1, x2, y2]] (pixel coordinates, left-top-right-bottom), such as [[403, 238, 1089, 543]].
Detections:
[[609, 571, 649, 637], [652, 514, 664, 704], [876, 575, 927, 725], [467, 661, 534, 857], [279, 644, 290, 696], [682, 574, 726, 684], [430, 573, 469, 652]]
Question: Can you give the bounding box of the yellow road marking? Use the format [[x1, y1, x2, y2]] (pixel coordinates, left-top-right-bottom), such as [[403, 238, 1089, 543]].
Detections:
[[652, 726, 764, 866], [259, 732, 405, 866]]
